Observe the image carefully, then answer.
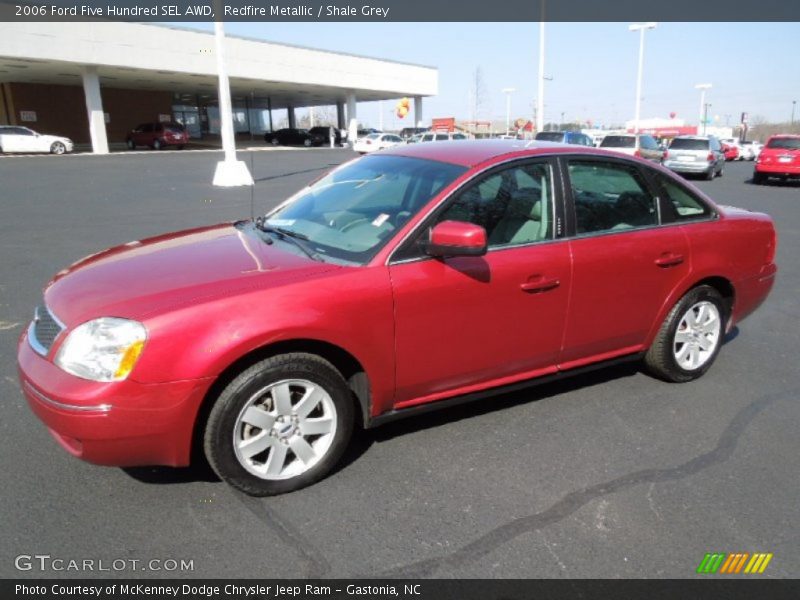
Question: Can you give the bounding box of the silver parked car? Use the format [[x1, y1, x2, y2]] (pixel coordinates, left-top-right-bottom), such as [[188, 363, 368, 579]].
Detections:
[[662, 136, 725, 180], [599, 133, 664, 163]]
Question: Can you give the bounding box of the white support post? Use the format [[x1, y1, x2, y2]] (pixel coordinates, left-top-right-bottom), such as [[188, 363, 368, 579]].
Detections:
[[414, 97, 423, 129], [346, 93, 357, 144], [212, 19, 253, 187], [81, 67, 109, 155]]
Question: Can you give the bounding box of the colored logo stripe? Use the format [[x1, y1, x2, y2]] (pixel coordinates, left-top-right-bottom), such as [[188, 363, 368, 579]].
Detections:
[[744, 553, 773, 574], [697, 553, 726, 574]]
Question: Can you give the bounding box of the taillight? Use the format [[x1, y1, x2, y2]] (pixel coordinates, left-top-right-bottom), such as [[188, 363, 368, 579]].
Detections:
[[634, 149, 642, 158], [664, 150, 670, 159], [707, 152, 714, 161], [365, 140, 372, 145]]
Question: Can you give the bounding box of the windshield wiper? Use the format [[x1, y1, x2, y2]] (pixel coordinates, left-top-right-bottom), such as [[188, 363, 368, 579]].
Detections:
[[254, 218, 323, 261]]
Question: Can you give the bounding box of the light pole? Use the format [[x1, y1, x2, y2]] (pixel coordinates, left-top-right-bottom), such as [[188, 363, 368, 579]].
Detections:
[[629, 22, 657, 134], [502, 87, 516, 135], [695, 83, 712, 134], [792, 100, 797, 126], [536, 7, 545, 133], [703, 103, 711, 135], [212, 17, 253, 187]]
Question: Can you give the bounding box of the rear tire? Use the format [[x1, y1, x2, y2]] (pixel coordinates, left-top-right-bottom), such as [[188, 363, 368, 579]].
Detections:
[[153, 139, 163, 151], [204, 353, 354, 496], [705, 167, 715, 180], [644, 285, 726, 383], [126, 139, 135, 150], [752, 172, 765, 185], [271, 138, 280, 146]]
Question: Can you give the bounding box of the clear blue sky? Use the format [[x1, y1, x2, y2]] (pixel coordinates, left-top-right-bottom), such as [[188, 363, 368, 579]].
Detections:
[[173, 22, 799, 129]]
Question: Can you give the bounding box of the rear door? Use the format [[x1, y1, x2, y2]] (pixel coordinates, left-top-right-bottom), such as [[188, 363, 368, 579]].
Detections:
[[560, 156, 690, 367]]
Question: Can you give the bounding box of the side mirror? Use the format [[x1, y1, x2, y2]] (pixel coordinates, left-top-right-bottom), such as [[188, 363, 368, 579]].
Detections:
[[426, 221, 487, 258]]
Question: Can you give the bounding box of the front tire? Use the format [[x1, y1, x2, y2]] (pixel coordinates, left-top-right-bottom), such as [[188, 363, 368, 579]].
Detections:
[[644, 285, 726, 383], [50, 142, 66, 155], [126, 139, 135, 150], [204, 353, 354, 496], [153, 139, 163, 150]]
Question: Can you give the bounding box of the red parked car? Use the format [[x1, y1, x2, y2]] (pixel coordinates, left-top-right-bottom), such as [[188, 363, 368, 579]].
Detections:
[[721, 142, 739, 161], [753, 134, 800, 184], [126, 122, 189, 150], [18, 141, 777, 496]]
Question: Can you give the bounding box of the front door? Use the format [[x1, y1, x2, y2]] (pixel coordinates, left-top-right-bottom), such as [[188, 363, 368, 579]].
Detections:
[[389, 159, 571, 408]]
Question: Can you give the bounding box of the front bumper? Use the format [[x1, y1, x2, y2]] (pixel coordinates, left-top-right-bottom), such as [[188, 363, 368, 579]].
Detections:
[[17, 331, 214, 467]]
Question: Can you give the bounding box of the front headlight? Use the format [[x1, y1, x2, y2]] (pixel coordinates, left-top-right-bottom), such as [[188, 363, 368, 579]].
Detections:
[[55, 318, 146, 382]]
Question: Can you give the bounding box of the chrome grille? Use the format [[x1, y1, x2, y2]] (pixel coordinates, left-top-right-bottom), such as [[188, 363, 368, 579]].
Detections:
[[28, 305, 65, 356]]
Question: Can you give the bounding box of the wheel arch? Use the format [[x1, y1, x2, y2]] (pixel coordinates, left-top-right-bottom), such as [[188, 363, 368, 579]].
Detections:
[[645, 275, 736, 349], [191, 338, 371, 464]]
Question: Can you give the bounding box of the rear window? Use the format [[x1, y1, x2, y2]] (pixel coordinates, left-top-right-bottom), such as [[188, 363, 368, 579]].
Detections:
[[766, 137, 800, 150], [535, 132, 566, 142], [669, 138, 709, 151], [600, 135, 635, 148]]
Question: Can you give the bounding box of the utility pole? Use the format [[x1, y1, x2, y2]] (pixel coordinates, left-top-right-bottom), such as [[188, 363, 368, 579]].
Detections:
[[703, 103, 711, 135], [536, 4, 545, 133]]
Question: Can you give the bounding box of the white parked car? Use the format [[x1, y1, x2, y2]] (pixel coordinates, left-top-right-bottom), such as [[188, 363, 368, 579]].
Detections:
[[419, 131, 469, 142], [353, 133, 403, 154], [0, 126, 74, 155], [740, 140, 762, 160]]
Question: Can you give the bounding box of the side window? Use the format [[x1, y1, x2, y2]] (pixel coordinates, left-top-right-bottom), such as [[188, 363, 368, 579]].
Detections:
[[567, 160, 658, 234], [654, 174, 712, 221], [435, 133, 448, 141], [435, 162, 553, 248]]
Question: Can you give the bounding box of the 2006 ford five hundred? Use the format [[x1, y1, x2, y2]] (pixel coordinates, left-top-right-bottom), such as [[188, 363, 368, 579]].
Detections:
[[18, 140, 777, 495]]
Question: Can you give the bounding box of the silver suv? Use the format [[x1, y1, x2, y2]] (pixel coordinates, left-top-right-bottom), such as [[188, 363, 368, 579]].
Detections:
[[599, 133, 663, 163], [663, 136, 725, 180]]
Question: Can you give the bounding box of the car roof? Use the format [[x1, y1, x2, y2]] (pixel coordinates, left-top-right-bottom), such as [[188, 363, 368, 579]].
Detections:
[[382, 139, 630, 167], [767, 134, 800, 139]]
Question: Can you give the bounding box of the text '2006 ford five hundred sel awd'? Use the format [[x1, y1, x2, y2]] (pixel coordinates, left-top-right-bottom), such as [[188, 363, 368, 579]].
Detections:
[[18, 140, 777, 496]]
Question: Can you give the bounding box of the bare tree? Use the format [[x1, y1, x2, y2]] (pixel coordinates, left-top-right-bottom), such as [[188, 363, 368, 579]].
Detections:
[[297, 106, 337, 129]]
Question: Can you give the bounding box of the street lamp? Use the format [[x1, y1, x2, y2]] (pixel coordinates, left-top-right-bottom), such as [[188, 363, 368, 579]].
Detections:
[[629, 22, 657, 134], [792, 100, 797, 126], [703, 103, 712, 135], [502, 87, 516, 135], [695, 83, 712, 134]]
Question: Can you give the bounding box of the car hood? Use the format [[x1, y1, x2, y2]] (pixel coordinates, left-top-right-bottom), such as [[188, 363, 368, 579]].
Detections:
[[43, 222, 340, 325]]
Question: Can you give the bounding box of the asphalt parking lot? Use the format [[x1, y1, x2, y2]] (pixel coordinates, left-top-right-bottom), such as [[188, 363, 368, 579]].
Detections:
[[1, 150, 798, 579]]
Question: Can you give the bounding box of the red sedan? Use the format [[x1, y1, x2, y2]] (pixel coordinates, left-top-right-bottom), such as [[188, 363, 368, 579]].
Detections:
[[18, 141, 777, 496], [721, 142, 739, 161], [753, 134, 800, 184]]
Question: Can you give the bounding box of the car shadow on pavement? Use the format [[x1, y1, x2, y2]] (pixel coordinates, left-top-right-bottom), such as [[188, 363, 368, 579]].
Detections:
[[122, 461, 220, 485], [121, 328, 741, 487]]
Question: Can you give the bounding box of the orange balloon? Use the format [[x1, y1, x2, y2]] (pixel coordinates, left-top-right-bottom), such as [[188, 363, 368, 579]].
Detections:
[[401, 97, 410, 108]]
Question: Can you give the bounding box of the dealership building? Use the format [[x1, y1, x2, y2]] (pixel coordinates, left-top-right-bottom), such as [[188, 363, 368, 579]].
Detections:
[[0, 22, 437, 153]]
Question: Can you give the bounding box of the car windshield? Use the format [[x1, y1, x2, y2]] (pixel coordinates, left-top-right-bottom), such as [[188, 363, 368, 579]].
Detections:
[[669, 138, 709, 150], [600, 136, 635, 148], [263, 155, 466, 265], [767, 137, 800, 150], [535, 132, 566, 142]]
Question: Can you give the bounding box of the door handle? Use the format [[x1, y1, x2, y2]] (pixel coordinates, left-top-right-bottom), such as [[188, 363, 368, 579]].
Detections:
[[654, 252, 685, 267], [520, 276, 560, 293]]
